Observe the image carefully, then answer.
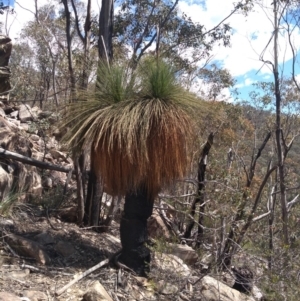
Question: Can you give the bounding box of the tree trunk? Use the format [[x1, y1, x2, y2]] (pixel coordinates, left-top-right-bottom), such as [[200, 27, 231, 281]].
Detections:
[[74, 154, 85, 225], [119, 187, 154, 277], [84, 0, 114, 229], [98, 0, 114, 61], [184, 132, 214, 241], [84, 161, 103, 227], [273, 0, 289, 245]]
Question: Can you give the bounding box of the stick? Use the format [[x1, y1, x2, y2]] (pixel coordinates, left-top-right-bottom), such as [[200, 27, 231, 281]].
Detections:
[[55, 258, 109, 296], [55, 249, 122, 296]]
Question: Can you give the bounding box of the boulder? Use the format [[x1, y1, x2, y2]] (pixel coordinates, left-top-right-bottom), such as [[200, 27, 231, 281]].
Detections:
[[0, 165, 12, 201], [0, 292, 22, 301], [43, 177, 53, 188], [153, 252, 191, 278], [30, 134, 40, 142], [168, 243, 198, 265], [2, 130, 33, 157], [5, 233, 51, 265], [19, 104, 33, 122], [200, 276, 255, 301], [82, 281, 113, 301], [22, 290, 48, 301], [148, 210, 171, 239], [50, 149, 69, 162], [9, 110, 18, 119]]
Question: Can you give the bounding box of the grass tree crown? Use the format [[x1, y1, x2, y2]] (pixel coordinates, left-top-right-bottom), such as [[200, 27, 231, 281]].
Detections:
[[63, 58, 196, 196]]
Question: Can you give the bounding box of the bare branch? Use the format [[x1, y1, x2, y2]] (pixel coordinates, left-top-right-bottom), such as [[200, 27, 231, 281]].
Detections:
[[136, 0, 179, 62], [70, 0, 85, 43], [287, 194, 300, 212], [253, 211, 271, 222]]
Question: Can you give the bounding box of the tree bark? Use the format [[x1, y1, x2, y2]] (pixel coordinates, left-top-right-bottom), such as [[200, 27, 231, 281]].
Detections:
[[84, 161, 103, 227], [119, 187, 154, 277], [0, 147, 71, 173], [184, 132, 214, 241], [273, 0, 289, 246], [84, 0, 114, 228], [98, 0, 114, 61]]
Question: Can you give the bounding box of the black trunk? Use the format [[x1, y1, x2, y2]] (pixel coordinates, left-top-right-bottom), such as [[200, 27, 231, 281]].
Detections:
[[84, 164, 103, 227], [119, 187, 154, 277]]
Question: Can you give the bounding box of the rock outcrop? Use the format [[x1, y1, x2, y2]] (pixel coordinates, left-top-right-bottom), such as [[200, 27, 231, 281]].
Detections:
[[0, 102, 72, 201], [200, 276, 256, 301]]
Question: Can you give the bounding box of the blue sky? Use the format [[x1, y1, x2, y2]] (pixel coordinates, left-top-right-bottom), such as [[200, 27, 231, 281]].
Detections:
[[2, 0, 14, 5], [1, 0, 300, 103]]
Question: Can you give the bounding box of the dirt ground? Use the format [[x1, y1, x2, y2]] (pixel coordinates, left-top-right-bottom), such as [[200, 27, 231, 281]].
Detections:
[[0, 204, 202, 301]]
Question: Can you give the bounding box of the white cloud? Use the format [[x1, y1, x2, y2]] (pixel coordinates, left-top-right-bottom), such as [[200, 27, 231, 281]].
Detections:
[[235, 77, 256, 89], [178, 0, 300, 78]]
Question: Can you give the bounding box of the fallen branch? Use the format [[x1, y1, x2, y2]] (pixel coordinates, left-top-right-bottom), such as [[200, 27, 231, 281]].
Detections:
[[55, 258, 109, 296], [0, 147, 71, 173], [55, 250, 121, 296]]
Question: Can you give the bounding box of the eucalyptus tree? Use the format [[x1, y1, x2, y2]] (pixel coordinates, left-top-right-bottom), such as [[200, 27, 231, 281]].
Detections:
[[114, 0, 252, 89], [257, 0, 300, 247], [13, 4, 60, 107], [63, 59, 195, 276], [83, 0, 114, 227], [9, 42, 37, 101]]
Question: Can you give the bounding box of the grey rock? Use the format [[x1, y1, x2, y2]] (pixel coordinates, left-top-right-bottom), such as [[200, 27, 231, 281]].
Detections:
[[0, 165, 12, 201], [200, 276, 255, 301], [82, 281, 113, 301], [30, 134, 40, 142], [5, 233, 51, 265], [22, 290, 47, 301], [19, 104, 33, 122], [168, 243, 198, 265], [0, 292, 22, 301], [43, 177, 53, 188], [10, 110, 18, 118]]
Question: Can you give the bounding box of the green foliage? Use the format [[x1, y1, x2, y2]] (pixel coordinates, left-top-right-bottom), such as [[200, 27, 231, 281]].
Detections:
[[96, 60, 136, 104], [0, 192, 19, 216]]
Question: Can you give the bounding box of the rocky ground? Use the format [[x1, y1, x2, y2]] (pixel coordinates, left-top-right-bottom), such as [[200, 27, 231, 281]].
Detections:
[[0, 203, 259, 301], [0, 101, 261, 301]]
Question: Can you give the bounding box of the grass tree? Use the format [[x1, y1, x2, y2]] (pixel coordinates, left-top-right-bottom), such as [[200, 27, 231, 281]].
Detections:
[[63, 58, 195, 276]]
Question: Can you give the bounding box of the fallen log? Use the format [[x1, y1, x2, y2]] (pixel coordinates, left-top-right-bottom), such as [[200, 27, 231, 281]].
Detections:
[[0, 147, 71, 173]]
